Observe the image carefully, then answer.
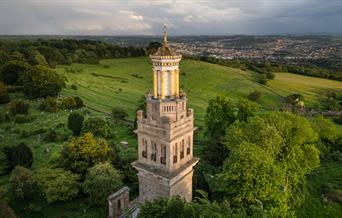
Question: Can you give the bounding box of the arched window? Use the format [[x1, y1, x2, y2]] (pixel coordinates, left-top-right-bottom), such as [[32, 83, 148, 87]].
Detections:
[[180, 139, 184, 159], [151, 142, 157, 161], [173, 143, 178, 164], [187, 136, 191, 155], [142, 139, 147, 158]]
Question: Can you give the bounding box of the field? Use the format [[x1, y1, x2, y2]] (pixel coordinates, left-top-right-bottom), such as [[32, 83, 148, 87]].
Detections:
[[1, 57, 341, 217], [59, 57, 342, 126]]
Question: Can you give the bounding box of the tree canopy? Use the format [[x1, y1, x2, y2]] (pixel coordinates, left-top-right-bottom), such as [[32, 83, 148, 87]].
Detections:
[[215, 112, 320, 216]]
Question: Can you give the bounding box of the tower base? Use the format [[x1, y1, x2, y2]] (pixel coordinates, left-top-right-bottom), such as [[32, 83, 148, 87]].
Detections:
[[132, 157, 199, 202]]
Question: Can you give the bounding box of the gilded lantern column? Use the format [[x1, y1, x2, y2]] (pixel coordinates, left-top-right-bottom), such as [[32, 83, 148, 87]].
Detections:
[[175, 69, 179, 97], [153, 70, 157, 98], [161, 70, 165, 99], [170, 70, 174, 97]]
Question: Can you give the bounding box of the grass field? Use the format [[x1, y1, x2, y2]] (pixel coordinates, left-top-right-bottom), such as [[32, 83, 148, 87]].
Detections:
[[1, 57, 341, 217], [59, 57, 342, 126]]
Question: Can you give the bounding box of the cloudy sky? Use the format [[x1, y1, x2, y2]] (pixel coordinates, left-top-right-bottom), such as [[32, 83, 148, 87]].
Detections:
[[0, 0, 341, 35]]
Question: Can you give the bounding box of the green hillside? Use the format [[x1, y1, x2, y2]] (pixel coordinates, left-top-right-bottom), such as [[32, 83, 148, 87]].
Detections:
[[59, 57, 342, 125]]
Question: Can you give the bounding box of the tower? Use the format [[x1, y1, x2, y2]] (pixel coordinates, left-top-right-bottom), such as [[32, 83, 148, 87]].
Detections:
[[132, 27, 199, 202]]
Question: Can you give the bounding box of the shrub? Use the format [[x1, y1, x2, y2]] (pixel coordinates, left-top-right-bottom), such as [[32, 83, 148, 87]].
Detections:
[[3, 143, 33, 171], [38, 96, 58, 112], [71, 84, 77, 90], [44, 129, 58, 142], [0, 112, 11, 123], [111, 107, 128, 122], [0, 151, 9, 175], [14, 114, 35, 124], [34, 168, 80, 203], [266, 71, 275, 80], [258, 74, 267, 85], [9, 99, 29, 116], [68, 112, 84, 136], [22, 65, 65, 98], [61, 97, 77, 110], [0, 81, 10, 104], [248, 90, 262, 102], [82, 117, 110, 138], [73, 96, 84, 109], [60, 133, 113, 176], [10, 166, 36, 199], [83, 162, 123, 206]]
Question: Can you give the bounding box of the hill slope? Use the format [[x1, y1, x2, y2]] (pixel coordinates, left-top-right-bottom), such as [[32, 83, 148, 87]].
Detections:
[[59, 57, 342, 125]]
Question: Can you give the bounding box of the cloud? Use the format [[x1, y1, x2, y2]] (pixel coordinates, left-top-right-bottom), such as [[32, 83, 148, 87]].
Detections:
[[0, 0, 341, 35]]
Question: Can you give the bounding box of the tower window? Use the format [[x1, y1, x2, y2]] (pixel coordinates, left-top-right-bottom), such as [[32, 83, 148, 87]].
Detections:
[[142, 139, 147, 158], [160, 144, 166, 165], [180, 139, 184, 159], [151, 142, 157, 161], [173, 143, 178, 164], [187, 136, 191, 155]]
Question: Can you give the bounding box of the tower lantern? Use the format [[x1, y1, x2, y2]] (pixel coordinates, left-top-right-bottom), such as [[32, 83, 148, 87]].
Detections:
[[132, 27, 199, 203]]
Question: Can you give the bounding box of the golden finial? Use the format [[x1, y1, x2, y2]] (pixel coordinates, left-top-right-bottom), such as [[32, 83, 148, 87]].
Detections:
[[163, 25, 168, 47]]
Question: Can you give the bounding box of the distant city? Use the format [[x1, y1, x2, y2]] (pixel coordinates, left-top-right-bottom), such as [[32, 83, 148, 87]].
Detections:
[[1, 35, 341, 70]]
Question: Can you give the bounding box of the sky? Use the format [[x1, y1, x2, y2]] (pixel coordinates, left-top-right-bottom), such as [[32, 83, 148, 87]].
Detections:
[[0, 0, 341, 35]]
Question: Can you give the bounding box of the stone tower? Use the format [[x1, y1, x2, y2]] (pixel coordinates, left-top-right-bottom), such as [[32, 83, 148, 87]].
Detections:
[[132, 27, 199, 203]]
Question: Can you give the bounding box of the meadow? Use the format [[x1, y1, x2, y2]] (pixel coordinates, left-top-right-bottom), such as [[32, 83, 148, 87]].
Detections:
[[59, 57, 342, 125], [1, 57, 341, 217]]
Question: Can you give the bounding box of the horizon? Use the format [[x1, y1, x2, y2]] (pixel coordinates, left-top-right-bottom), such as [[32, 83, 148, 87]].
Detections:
[[1, 0, 341, 35]]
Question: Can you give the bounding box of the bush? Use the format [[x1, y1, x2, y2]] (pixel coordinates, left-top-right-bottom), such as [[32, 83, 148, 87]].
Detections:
[[59, 133, 113, 176], [68, 112, 84, 136], [14, 114, 35, 124], [22, 65, 65, 98], [266, 71, 275, 80], [61, 97, 77, 110], [248, 90, 262, 102], [71, 84, 77, 90], [258, 74, 267, 85], [44, 129, 58, 142], [38, 96, 58, 112], [10, 166, 36, 199], [82, 117, 110, 138], [74, 96, 84, 109], [9, 99, 29, 116], [0, 112, 11, 123], [0, 151, 9, 175], [0, 81, 10, 104], [83, 162, 123, 206], [34, 168, 80, 203], [111, 107, 128, 122], [3, 143, 33, 172]]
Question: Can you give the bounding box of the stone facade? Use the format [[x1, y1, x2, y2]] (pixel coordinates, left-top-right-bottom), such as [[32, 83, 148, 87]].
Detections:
[[132, 27, 199, 203]]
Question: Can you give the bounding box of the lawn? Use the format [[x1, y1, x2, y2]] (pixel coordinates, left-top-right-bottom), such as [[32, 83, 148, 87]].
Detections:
[[59, 57, 342, 126]]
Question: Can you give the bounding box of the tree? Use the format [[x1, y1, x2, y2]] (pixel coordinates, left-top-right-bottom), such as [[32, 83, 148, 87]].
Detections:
[[60, 133, 113, 175], [83, 162, 123, 206], [34, 168, 80, 203], [9, 166, 36, 199], [3, 143, 33, 171], [73, 96, 84, 108], [22, 65, 65, 98], [9, 99, 29, 116], [216, 112, 320, 216], [204, 96, 259, 166], [82, 117, 110, 138], [111, 107, 128, 122], [0, 60, 31, 85], [68, 112, 84, 136], [310, 116, 338, 156], [0, 82, 10, 104]]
